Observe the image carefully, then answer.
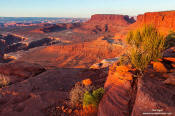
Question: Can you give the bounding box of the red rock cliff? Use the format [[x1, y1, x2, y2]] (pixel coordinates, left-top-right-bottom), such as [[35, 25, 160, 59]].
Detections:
[[74, 14, 135, 34], [135, 11, 175, 33]]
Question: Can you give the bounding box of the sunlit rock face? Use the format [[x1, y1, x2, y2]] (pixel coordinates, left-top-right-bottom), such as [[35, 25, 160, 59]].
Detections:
[[135, 11, 175, 34], [98, 65, 136, 116]]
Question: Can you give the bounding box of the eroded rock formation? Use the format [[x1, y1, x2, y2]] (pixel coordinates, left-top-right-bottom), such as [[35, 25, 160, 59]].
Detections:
[[74, 14, 135, 34]]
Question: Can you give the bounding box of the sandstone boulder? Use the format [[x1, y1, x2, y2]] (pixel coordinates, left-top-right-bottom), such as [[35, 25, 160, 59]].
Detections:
[[152, 61, 168, 73]]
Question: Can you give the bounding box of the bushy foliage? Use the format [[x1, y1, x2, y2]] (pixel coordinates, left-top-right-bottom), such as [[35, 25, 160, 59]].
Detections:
[[83, 88, 104, 107], [126, 25, 166, 71], [69, 82, 94, 107], [0, 74, 9, 88]]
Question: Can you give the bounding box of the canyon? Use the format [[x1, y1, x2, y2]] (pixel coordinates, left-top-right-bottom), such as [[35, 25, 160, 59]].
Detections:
[[0, 10, 175, 116]]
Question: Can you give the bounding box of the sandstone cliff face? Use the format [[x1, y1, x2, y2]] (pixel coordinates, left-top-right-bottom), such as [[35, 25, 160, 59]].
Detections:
[[98, 65, 136, 116], [135, 11, 175, 33], [113, 11, 175, 40]]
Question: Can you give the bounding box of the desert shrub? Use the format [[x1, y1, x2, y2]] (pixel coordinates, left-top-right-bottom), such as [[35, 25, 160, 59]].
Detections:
[[83, 88, 104, 107], [126, 25, 166, 71], [0, 74, 9, 88], [69, 82, 94, 107], [165, 32, 175, 48]]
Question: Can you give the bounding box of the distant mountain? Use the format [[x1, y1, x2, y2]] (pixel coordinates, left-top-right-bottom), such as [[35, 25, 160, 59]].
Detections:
[[0, 17, 88, 27]]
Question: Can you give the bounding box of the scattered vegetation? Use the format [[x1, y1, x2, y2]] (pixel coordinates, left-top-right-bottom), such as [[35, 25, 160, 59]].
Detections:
[[83, 88, 104, 107], [126, 25, 166, 72], [69, 80, 104, 108], [0, 74, 10, 88], [69, 82, 94, 107]]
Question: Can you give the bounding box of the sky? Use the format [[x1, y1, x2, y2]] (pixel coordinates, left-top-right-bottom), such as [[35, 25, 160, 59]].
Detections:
[[0, 0, 175, 18]]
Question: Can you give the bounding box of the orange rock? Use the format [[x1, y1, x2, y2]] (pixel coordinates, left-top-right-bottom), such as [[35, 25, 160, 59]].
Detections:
[[82, 78, 92, 86], [114, 66, 133, 81], [152, 62, 168, 73], [115, 72, 133, 81], [116, 66, 130, 72], [164, 57, 175, 63]]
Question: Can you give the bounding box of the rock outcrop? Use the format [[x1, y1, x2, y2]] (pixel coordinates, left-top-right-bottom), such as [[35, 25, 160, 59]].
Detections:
[[89, 14, 135, 25], [74, 14, 135, 34], [98, 65, 136, 116], [39, 23, 81, 33], [135, 11, 175, 34], [27, 37, 61, 49], [113, 11, 175, 40], [0, 34, 27, 59]]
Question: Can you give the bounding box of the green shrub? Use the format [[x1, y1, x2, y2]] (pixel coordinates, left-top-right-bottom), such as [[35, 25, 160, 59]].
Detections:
[[83, 88, 104, 107], [69, 82, 94, 107], [126, 25, 166, 72]]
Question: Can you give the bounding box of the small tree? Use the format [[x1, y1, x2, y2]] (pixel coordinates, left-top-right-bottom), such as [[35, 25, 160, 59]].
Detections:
[[126, 25, 166, 72]]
